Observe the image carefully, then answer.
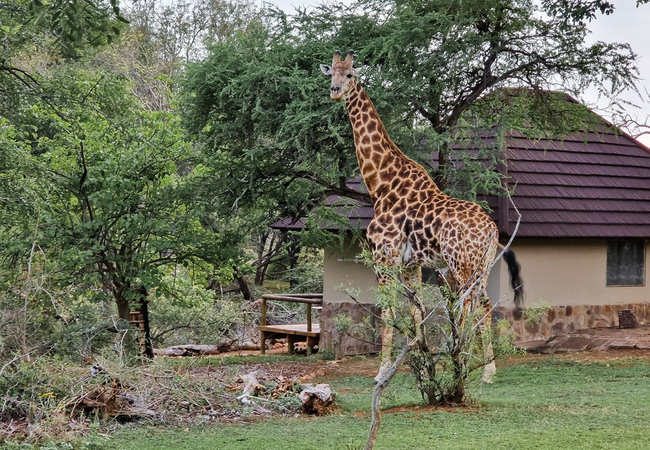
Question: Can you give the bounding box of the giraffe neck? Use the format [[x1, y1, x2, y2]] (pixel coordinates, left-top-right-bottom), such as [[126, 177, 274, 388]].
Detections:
[[344, 80, 440, 202]]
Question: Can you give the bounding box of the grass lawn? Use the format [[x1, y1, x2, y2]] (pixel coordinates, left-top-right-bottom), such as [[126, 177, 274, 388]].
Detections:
[[101, 353, 650, 449]]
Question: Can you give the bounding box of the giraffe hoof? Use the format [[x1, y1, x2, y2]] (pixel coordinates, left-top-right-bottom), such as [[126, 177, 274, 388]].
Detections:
[[374, 363, 390, 384], [482, 361, 496, 384]]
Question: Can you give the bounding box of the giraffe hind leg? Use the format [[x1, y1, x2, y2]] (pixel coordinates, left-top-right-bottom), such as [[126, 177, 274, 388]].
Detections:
[[403, 266, 425, 344], [479, 293, 496, 383]]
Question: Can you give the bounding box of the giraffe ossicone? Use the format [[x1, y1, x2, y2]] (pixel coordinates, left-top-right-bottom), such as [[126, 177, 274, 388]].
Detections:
[[321, 50, 523, 385]]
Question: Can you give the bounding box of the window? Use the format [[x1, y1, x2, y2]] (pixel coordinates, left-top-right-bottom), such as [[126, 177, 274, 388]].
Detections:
[[422, 267, 439, 286], [606, 240, 645, 286]]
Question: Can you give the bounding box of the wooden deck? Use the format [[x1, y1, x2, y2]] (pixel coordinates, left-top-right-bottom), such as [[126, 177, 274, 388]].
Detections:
[[258, 294, 323, 355], [258, 323, 320, 338]]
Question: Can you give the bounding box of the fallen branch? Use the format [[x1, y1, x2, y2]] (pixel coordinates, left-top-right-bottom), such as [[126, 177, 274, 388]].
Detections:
[[236, 372, 271, 414], [153, 341, 262, 357]]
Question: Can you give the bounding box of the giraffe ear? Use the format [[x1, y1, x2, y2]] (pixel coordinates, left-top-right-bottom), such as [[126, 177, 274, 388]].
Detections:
[[320, 64, 333, 76], [352, 66, 366, 77]]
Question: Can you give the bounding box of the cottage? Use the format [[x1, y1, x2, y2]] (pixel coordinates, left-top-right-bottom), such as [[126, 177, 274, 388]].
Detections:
[[274, 100, 650, 354]]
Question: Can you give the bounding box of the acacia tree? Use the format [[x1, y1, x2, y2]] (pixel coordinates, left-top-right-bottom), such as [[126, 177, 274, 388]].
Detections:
[[2, 0, 268, 317], [0, 0, 244, 360], [182, 0, 641, 212], [89, 0, 259, 113], [0, 69, 232, 322]]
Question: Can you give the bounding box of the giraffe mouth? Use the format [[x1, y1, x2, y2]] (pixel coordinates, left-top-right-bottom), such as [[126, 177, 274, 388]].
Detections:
[[331, 92, 343, 101]]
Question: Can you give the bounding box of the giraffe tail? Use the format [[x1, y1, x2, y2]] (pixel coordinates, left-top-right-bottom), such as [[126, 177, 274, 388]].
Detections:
[[502, 249, 524, 308]]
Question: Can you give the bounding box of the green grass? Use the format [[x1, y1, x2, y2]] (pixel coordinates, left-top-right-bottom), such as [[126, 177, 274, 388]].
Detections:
[[83, 356, 650, 449]]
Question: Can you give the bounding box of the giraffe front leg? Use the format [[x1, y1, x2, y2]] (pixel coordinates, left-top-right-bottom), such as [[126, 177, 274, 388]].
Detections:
[[369, 237, 406, 384], [376, 303, 396, 383]]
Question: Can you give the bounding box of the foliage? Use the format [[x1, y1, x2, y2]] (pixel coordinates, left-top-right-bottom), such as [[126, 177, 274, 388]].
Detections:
[[351, 248, 517, 409], [4, 0, 128, 57], [402, 286, 518, 405], [180, 0, 641, 241], [0, 63, 241, 321], [524, 301, 553, 328], [125, 0, 259, 64], [148, 271, 245, 347], [266, 248, 324, 293], [91, 0, 259, 112]]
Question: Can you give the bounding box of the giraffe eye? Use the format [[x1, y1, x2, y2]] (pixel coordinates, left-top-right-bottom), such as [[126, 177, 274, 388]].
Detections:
[[346, 74, 353, 78]]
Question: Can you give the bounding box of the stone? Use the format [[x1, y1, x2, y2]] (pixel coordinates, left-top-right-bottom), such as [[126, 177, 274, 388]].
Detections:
[[527, 323, 540, 334], [610, 340, 638, 349], [560, 336, 592, 351], [547, 309, 556, 322], [320, 301, 381, 356], [566, 305, 573, 317], [585, 338, 612, 350]]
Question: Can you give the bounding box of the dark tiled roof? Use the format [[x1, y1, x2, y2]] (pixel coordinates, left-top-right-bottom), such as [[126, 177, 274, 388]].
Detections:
[[497, 127, 650, 238], [273, 101, 650, 239]]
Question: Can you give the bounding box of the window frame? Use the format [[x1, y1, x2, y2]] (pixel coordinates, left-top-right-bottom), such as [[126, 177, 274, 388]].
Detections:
[[605, 239, 646, 287]]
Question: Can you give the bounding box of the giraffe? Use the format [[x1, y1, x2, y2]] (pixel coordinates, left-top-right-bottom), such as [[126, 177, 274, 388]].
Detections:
[[320, 50, 523, 383]]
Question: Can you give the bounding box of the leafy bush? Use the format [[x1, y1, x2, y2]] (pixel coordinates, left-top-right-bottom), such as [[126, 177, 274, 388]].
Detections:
[[149, 272, 246, 347]]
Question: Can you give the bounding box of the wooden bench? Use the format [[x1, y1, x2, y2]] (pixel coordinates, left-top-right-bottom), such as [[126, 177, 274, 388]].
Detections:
[[258, 294, 323, 355]]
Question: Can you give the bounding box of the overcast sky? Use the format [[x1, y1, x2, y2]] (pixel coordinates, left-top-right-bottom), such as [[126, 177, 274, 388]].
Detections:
[[266, 0, 650, 146]]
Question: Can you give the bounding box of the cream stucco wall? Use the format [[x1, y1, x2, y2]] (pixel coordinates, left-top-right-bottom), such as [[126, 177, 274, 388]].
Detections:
[[495, 239, 650, 308], [323, 240, 378, 304], [323, 238, 649, 308]]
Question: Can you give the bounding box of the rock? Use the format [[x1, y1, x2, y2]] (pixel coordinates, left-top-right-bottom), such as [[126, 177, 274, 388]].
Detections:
[[560, 336, 592, 351], [299, 384, 335, 415], [610, 340, 638, 349], [585, 338, 612, 350]]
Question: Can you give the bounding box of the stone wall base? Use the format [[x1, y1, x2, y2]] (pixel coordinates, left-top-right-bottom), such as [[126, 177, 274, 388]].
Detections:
[[319, 302, 381, 357], [493, 302, 650, 341], [319, 301, 650, 355]]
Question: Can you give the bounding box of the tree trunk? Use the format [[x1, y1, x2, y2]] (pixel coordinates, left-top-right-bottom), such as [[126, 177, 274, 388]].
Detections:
[[254, 231, 270, 285], [365, 344, 412, 450], [434, 144, 450, 191], [286, 238, 300, 289], [136, 286, 154, 359], [234, 266, 253, 301], [115, 291, 131, 322]]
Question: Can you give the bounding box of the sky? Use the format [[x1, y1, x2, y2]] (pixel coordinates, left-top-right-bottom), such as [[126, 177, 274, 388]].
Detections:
[[267, 0, 650, 146]]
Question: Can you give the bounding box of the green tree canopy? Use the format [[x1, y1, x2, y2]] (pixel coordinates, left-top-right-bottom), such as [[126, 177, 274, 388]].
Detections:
[[181, 0, 641, 227], [0, 66, 236, 320]]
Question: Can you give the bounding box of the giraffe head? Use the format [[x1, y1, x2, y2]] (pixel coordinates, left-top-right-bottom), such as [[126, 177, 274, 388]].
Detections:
[[320, 50, 359, 101]]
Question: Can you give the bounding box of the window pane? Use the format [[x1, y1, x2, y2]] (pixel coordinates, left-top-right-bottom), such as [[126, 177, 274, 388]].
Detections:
[[606, 240, 645, 286], [422, 268, 439, 286]]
